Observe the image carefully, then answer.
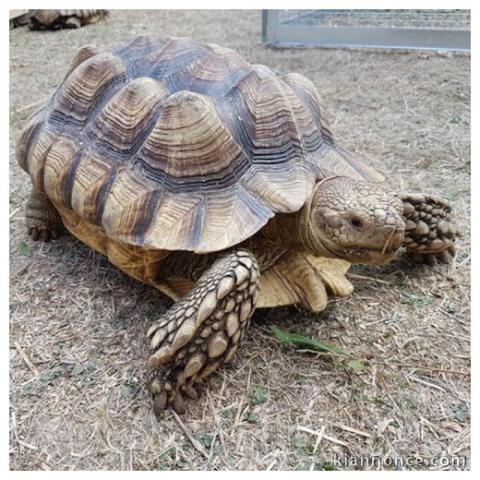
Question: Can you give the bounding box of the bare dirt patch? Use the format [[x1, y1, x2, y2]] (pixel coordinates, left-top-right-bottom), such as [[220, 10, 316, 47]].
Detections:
[[9, 10, 470, 470]]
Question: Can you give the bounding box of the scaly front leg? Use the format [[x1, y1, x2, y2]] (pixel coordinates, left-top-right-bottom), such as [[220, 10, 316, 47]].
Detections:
[[399, 193, 460, 265], [146, 249, 260, 416]]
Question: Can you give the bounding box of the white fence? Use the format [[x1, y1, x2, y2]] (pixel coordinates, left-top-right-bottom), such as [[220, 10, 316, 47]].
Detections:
[[262, 10, 470, 52]]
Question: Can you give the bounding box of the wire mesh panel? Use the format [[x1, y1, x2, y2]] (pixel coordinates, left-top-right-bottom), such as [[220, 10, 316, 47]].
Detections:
[[262, 10, 471, 51]]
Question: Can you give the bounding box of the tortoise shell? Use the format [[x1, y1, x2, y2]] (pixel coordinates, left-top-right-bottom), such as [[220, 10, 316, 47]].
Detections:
[[17, 35, 383, 253], [28, 9, 107, 28]]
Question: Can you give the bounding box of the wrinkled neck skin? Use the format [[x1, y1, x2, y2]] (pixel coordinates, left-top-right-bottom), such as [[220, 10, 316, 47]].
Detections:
[[262, 208, 333, 258], [296, 194, 335, 256]]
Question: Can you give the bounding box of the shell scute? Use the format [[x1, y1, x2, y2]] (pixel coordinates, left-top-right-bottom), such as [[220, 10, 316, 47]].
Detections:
[[231, 65, 306, 163], [51, 52, 127, 127], [16, 106, 45, 173], [87, 77, 167, 156], [138, 90, 249, 182]]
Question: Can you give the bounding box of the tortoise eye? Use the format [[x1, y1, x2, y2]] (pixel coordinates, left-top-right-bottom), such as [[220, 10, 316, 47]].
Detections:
[[350, 216, 363, 228]]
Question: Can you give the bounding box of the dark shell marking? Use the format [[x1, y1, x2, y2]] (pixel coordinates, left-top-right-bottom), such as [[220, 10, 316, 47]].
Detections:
[[17, 35, 383, 253]]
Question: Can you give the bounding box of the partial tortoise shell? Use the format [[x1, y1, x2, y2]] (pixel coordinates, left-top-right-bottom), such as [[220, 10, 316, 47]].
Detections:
[[17, 35, 383, 253], [30, 9, 107, 27]]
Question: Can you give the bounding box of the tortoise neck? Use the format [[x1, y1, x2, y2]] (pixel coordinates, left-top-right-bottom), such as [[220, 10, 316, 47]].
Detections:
[[265, 213, 304, 250], [262, 208, 333, 257]]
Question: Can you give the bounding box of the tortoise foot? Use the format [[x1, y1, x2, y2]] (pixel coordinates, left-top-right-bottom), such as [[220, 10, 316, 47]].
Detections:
[[25, 189, 63, 242], [27, 225, 61, 242], [400, 193, 460, 265], [409, 244, 457, 266], [146, 249, 260, 416], [147, 369, 200, 416]]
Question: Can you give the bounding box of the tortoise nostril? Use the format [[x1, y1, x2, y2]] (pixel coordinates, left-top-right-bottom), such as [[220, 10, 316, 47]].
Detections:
[[350, 216, 363, 229]]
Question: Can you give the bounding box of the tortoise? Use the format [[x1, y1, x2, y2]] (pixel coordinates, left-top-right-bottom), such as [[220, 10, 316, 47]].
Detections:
[[16, 35, 459, 416], [9, 10, 30, 29], [25, 9, 108, 30]]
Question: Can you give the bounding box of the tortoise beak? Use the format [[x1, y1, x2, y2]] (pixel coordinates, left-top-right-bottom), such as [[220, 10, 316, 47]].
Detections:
[[381, 225, 405, 254], [344, 220, 405, 265], [361, 225, 405, 264]]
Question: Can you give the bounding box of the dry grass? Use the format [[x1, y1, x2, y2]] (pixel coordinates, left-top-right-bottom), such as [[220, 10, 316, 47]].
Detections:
[[9, 10, 470, 471]]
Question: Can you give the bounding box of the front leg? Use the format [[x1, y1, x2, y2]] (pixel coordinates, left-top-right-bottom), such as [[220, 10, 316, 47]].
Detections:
[[399, 193, 460, 265], [25, 188, 63, 241], [146, 249, 260, 416]]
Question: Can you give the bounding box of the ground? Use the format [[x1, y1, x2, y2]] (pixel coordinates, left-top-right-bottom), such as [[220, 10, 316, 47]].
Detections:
[[9, 10, 470, 471]]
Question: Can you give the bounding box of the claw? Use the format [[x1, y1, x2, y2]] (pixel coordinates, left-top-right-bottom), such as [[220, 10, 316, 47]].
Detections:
[[411, 253, 424, 264], [40, 229, 50, 242], [149, 372, 198, 417], [30, 228, 39, 241], [27, 225, 62, 243], [153, 391, 168, 417], [148, 376, 162, 394], [424, 254, 436, 266], [172, 391, 186, 414], [410, 246, 456, 266], [438, 251, 452, 265], [182, 383, 199, 400]]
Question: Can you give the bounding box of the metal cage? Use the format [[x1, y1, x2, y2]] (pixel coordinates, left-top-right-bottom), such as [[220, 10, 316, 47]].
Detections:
[[262, 9, 470, 52]]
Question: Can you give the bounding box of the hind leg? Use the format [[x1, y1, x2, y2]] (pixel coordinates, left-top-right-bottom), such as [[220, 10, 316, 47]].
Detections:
[[400, 193, 459, 265], [25, 189, 63, 242]]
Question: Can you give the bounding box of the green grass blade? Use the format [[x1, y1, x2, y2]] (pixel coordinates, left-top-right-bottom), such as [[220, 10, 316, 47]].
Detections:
[[270, 325, 345, 355]]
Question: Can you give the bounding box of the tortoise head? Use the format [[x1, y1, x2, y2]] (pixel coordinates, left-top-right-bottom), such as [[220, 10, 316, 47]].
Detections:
[[300, 176, 405, 265]]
